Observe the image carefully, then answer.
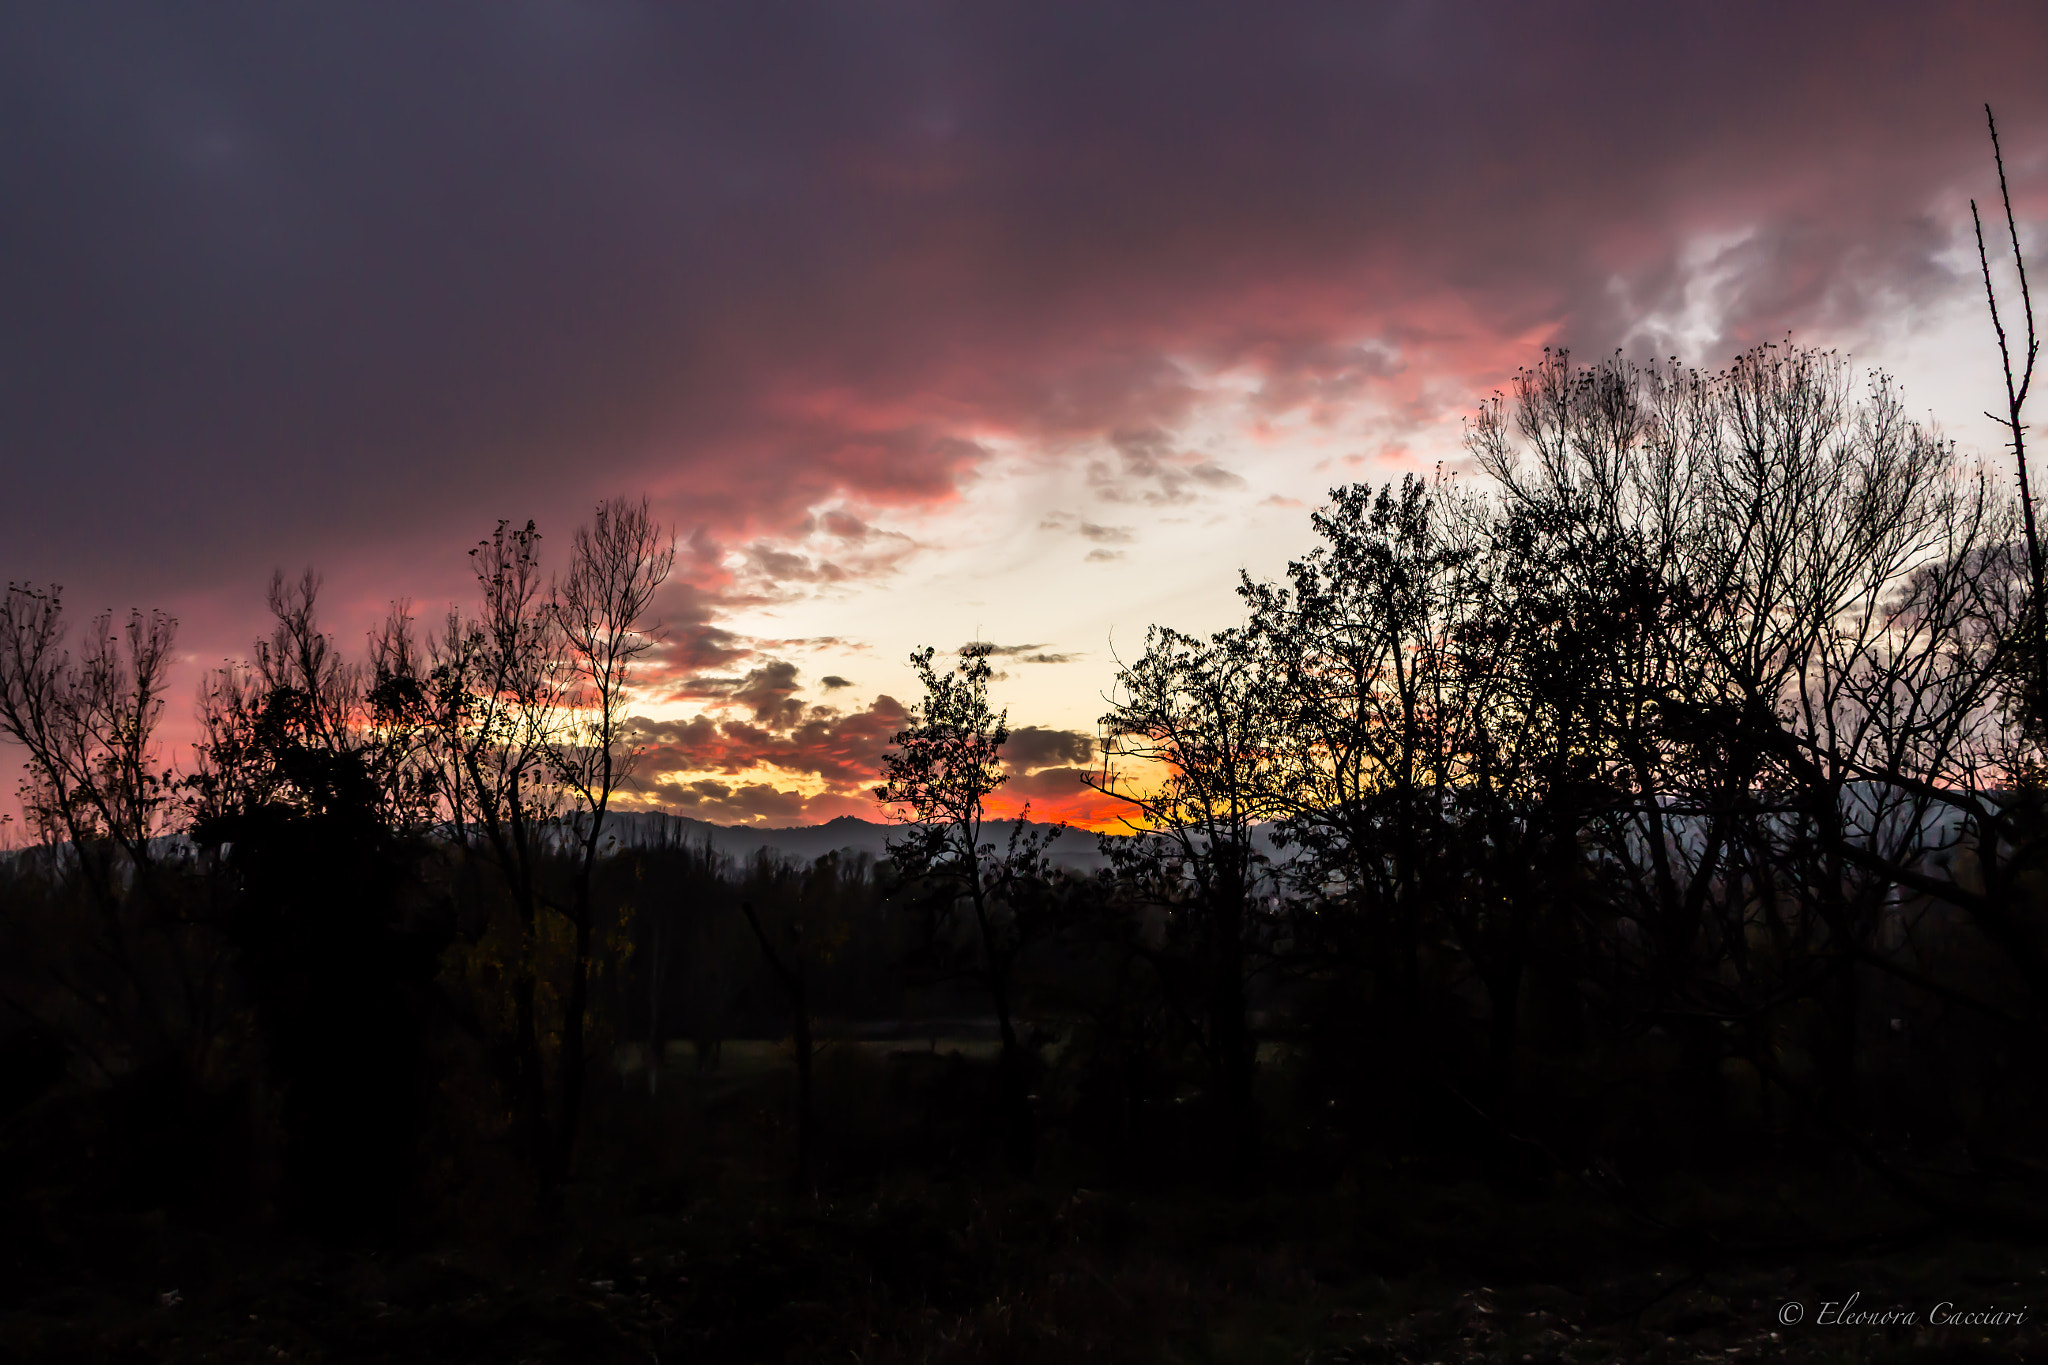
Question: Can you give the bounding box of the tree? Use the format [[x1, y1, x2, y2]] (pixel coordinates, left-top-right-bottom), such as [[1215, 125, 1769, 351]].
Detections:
[[186, 573, 446, 1238], [875, 643, 1061, 1175], [188, 571, 439, 833], [544, 495, 675, 1184], [423, 517, 568, 1188], [423, 501, 674, 1195], [0, 585, 207, 1077], [1240, 475, 1501, 1102], [1089, 625, 1284, 1186], [0, 585, 178, 880], [1975, 104, 2044, 733], [1470, 341, 2011, 1145]]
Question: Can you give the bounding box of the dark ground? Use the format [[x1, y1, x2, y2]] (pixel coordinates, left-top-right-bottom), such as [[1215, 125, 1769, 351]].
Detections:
[[5, 1042, 2045, 1364]]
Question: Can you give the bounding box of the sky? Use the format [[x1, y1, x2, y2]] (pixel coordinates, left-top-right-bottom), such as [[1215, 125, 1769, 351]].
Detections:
[[1, 2, 2045, 831]]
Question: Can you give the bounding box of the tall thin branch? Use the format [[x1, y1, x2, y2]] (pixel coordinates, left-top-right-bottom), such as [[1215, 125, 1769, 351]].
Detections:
[[1975, 103, 2042, 657]]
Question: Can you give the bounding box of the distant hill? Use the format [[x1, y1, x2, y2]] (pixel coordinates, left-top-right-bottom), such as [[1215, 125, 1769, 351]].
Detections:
[[4, 809, 1308, 877], [0, 811, 1114, 870], [585, 810, 1118, 872]]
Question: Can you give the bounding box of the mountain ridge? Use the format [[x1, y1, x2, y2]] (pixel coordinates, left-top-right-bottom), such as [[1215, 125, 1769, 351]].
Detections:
[[589, 810, 1114, 870]]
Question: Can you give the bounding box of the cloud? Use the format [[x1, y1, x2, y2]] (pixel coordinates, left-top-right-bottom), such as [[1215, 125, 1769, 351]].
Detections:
[[1088, 427, 1247, 505], [648, 779, 880, 827], [726, 517, 920, 604], [621, 689, 918, 824], [642, 579, 753, 678], [668, 658, 806, 727], [1003, 766, 1093, 802], [820, 674, 853, 690], [817, 509, 871, 539], [731, 661, 804, 727], [628, 694, 910, 790], [744, 544, 846, 586], [954, 641, 1081, 664], [984, 765, 1131, 828], [1003, 725, 1096, 773], [755, 635, 863, 653], [1039, 512, 1135, 543], [2, 2, 2044, 821], [962, 641, 1041, 657], [625, 706, 1105, 827], [7, 8, 2041, 626]]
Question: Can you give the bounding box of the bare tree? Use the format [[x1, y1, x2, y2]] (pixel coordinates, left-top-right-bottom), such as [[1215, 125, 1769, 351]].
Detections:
[[0, 585, 191, 1068], [422, 519, 569, 1180], [1470, 342, 2014, 1142], [417, 501, 676, 1192], [547, 495, 675, 1183], [1975, 103, 2042, 712], [0, 585, 178, 872]]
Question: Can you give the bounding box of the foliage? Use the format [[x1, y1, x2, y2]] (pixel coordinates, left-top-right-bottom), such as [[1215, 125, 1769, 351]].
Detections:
[[3, 125, 2048, 1335], [876, 643, 1068, 1173]]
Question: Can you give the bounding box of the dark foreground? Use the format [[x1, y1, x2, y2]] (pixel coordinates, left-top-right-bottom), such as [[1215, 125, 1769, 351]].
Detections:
[[5, 1046, 2046, 1364], [8, 1187, 2047, 1363]]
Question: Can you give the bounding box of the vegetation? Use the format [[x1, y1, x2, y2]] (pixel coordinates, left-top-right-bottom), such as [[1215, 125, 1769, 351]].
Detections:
[[1, 123, 2045, 1361]]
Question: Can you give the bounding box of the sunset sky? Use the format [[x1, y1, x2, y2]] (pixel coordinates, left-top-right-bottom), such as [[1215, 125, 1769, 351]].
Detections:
[[2, 3, 2046, 829]]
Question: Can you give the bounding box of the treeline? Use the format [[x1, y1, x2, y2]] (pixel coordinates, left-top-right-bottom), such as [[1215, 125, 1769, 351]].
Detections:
[[0, 500, 684, 1238], [3, 339, 2047, 1256], [864, 340, 2048, 1223], [1059, 341, 2048, 1210]]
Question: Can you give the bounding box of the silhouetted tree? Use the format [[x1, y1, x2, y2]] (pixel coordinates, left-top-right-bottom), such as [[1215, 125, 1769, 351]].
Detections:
[[545, 495, 675, 1185], [425, 517, 565, 1185], [423, 500, 673, 1197], [1472, 341, 2016, 1155], [1091, 625, 1284, 1186], [1240, 476, 1506, 1114], [1975, 104, 2044, 733], [186, 574, 445, 1239], [0, 586, 225, 1085], [0, 586, 178, 890], [876, 643, 1061, 1174]]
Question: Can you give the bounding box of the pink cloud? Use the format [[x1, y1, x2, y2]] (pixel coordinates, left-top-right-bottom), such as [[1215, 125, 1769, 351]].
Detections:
[[5, 6, 2046, 826]]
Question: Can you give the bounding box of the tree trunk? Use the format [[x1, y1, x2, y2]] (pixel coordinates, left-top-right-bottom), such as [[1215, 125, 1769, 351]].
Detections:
[[741, 901, 816, 1194], [512, 971, 549, 1181], [1484, 961, 1522, 1114], [987, 968, 1036, 1176], [1209, 880, 1258, 1188], [792, 978, 815, 1194], [549, 910, 594, 1190], [646, 912, 663, 1097]]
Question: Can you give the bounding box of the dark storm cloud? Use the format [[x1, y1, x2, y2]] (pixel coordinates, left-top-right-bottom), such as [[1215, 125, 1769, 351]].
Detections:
[[666, 657, 814, 728], [1003, 726, 1096, 773], [1, 0, 2043, 637]]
